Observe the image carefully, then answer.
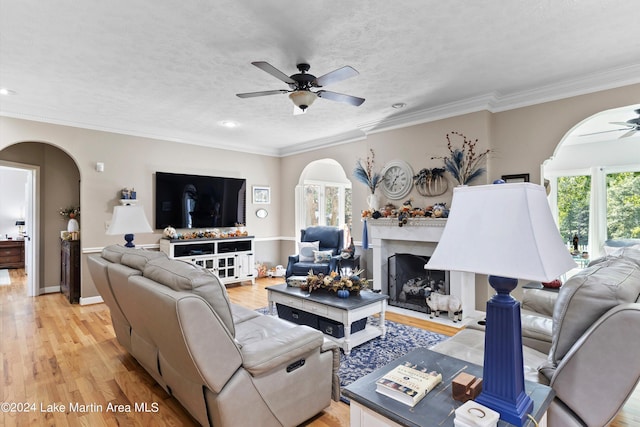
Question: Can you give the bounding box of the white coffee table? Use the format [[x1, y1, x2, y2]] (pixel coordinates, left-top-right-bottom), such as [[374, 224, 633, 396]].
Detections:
[[266, 283, 388, 355]]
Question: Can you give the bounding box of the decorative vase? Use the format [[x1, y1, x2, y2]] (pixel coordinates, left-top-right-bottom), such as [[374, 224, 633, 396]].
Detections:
[[67, 217, 80, 232], [366, 193, 382, 211], [337, 289, 350, 299]]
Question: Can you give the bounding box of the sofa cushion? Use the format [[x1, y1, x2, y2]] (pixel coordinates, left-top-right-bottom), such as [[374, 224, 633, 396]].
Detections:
[[121, 249, 167, 271], [592, 246, 640, 268], [550, 253, 640, 363], [102, 244, 167, 270], [102, 244, 129, 263], [143, 258, 235, 336]]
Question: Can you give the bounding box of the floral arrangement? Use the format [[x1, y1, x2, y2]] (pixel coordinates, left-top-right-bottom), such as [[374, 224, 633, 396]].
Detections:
[[353, 149, 382, 194], [432, 131, 490, 186], [162, 226, 248, 240], [306, 269, 369, 294], [59, 206, 80, 219], [361, 199, 449, 226]]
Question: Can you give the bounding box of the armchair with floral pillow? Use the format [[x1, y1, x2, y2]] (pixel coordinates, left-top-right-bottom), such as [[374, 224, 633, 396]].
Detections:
[[285, 226, 344, 278]]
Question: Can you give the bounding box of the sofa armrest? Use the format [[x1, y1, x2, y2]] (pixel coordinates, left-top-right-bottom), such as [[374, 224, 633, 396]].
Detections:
[[241, 326, 325, 376], [543, 303, 640, 427], [286, 255, 300, 277], [522, 288, 557, 317], [322, 338, 341, 401]]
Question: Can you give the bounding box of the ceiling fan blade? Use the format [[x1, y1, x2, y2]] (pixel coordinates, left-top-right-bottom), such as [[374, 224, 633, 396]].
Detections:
[[579, 128, 631, 137], [314, 66, 359, 87], [620, 129, 638, 138], [251, 61, 295, 84], [316, 90, 365, 106], [609, 121, 634, 128], [236, 89, 288, 98]]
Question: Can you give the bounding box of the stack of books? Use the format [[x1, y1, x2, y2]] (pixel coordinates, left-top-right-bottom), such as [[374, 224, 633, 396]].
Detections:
[[375, 362, 442, 407]]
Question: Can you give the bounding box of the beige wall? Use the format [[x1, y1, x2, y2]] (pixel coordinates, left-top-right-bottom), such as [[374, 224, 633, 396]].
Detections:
[[2, 82, 639, 304], [0, 118, 281, 299]]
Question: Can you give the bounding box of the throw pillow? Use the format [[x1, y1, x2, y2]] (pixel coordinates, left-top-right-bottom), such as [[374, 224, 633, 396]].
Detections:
[[313, 250, 333, 263], [298, 241, 319, 262]]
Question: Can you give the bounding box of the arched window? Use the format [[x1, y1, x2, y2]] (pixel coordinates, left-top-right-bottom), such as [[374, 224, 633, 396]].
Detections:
[[295, 159, 352, 238], [544, 104, 640, 261]]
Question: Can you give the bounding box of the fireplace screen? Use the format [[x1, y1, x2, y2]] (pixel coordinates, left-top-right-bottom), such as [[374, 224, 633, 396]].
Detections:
[[388, 253, 449, 314]]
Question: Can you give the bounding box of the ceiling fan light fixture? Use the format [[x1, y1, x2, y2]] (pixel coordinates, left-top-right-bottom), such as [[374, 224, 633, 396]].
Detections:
[[289, 90, 317, 111]]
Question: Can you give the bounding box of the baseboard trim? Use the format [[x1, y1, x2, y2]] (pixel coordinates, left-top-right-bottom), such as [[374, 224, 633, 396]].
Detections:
[[41, 286, 60, 294]]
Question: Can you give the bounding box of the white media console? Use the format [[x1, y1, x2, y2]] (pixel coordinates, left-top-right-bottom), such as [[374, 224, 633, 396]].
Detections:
[[159, 236, 255, 285]]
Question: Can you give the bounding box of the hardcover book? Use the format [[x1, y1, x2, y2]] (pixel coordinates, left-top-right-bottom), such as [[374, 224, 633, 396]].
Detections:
[[375, 362, 442, 407]]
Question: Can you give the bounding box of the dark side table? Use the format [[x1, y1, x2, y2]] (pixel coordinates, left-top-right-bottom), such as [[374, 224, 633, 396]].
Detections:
[[343, 348, 554, 427]]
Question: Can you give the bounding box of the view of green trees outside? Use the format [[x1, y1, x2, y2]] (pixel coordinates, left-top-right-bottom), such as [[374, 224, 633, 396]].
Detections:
[[557, 175, 591, 248], [557, 172, 640, 248], [607, 172, 640, 239]]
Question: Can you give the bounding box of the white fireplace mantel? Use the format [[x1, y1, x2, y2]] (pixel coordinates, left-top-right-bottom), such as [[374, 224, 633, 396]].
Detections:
[[366, 218, 478, 327]]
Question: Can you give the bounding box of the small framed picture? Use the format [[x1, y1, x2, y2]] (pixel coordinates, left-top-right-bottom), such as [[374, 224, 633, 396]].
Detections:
[[501, 173, 530, 183], [252, 186, 271, 204]]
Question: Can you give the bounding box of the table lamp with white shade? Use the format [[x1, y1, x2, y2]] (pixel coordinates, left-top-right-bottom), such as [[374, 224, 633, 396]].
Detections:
[[106, 205, 153, 247], [426, 182, 576, 426]]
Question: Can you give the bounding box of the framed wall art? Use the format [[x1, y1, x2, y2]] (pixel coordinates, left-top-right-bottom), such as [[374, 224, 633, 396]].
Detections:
[[501, 173, 530, 183], [252, 186, 271, 204]]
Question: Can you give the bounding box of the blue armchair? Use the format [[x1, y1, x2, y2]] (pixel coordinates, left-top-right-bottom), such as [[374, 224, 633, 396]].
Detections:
[[286, 226, 344, 278]]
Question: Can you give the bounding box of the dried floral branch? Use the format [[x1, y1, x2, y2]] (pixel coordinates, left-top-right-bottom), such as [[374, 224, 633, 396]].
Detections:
[[432, 131, 490, 185], [353, 148, 382, 194]]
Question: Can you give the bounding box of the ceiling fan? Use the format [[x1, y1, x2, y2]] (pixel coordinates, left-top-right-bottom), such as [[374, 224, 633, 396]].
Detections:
[[236, 61, 365, 112], [580, 108, 640, 138]]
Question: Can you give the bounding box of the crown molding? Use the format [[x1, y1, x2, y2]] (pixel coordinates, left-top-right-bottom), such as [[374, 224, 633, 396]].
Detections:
[[277, 128, 367, 157], [278, 64, 640, 156], [3, 64, 639, 158], [0, 111, 283, 157]]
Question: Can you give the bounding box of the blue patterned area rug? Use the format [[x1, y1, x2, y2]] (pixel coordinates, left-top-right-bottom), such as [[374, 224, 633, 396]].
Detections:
[[255, 308, 448, 403]]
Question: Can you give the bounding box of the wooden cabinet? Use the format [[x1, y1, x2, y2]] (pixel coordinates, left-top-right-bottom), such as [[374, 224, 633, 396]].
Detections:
[[61, 239, 80, 303], [0, 240, 25, 269], [160, 236, 255, 285]]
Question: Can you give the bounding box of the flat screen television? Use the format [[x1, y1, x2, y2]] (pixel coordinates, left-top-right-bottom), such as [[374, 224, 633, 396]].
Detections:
[[155, 171, 246, 229]]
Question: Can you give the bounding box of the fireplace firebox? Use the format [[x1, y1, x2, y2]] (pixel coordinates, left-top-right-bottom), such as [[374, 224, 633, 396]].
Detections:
[[388, 253, 450, 314]]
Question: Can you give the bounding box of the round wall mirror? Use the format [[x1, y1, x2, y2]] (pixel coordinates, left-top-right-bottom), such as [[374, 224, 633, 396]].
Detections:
[[256, 208, 268, 219]]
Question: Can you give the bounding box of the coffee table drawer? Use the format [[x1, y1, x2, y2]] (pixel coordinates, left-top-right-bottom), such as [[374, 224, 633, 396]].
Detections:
[[272, 295, 304, 309], [302, 300, 329, 316]]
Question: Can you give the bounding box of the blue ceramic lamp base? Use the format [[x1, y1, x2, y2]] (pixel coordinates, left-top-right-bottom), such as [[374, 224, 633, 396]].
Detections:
[[475, 275, 533, 426], [123, 233, 135, 248]]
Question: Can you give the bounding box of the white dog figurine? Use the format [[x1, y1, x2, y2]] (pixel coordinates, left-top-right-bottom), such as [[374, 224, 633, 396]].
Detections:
[[426, 292, 462, 323]]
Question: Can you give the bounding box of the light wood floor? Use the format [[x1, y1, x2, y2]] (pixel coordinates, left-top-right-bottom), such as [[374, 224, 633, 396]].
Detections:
[[1, 270, 637, 426]]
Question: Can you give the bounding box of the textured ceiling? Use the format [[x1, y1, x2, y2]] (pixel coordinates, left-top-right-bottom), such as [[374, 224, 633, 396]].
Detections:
[[1, 1, 640, 156]]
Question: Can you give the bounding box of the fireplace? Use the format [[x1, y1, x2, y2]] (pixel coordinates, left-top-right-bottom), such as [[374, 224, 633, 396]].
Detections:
[[388, 253, 450, 314], [366, 217, 478, 327]]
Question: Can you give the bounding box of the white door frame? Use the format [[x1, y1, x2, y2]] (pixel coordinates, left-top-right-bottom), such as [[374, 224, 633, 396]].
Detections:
[[0, 160, 39, 296]]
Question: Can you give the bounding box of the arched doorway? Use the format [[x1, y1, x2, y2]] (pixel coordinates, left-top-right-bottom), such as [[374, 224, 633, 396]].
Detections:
[[295, 158, 352, 241], [543, 103, 640, 260], [0, 142, 81, 297]]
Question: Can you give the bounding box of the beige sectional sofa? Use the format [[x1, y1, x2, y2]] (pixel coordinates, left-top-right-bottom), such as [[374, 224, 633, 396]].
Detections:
[[88, 245, 340, 427], [432, 247, 640, 427]]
